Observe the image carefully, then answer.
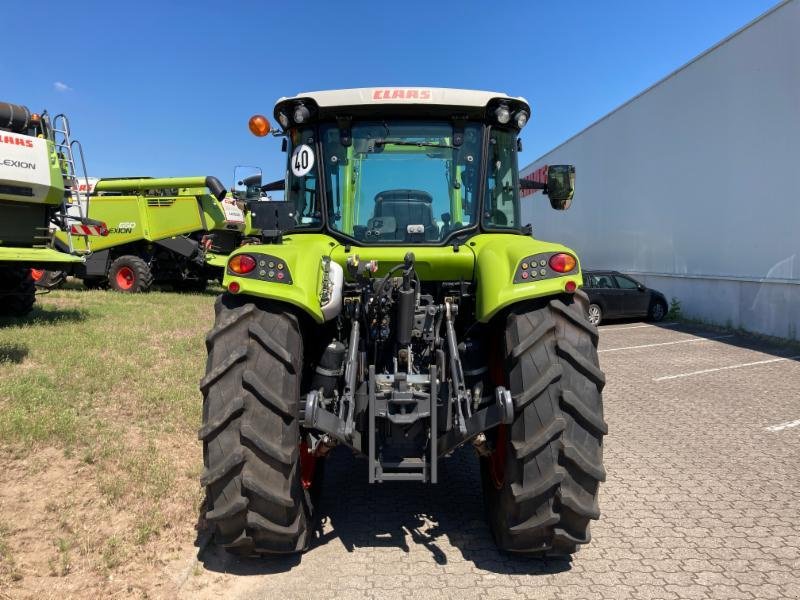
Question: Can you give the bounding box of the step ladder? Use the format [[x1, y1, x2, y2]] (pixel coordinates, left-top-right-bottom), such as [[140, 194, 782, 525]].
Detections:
[[51, 113, 92, 254]]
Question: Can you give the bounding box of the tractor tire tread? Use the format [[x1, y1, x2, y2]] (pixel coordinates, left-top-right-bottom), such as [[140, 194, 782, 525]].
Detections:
[[201, 294, 311, 556], [482, 292, 606, 556], [560, 389, 608, 435], [550, 294, 600, 341]]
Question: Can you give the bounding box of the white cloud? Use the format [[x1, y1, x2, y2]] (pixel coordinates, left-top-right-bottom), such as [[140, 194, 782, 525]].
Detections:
[[53, 81, 73, 93]]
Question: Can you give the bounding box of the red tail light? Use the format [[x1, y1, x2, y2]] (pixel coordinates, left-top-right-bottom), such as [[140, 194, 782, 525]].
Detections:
[[549, 253, 577, 273], [228, 254, 256, 274]]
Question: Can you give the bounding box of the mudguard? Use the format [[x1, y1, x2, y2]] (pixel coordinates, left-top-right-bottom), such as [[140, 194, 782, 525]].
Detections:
[[222, 234, 339, 323], [225, 232, 582, 324], [470, 233, 582, 322]]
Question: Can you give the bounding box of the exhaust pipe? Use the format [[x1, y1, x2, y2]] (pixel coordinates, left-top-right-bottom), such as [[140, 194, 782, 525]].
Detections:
[[0, 102, 32, 133], [205, 176, 227, 202]]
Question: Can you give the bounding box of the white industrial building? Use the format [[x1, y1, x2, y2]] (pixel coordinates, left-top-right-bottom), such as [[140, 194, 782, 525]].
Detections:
[[521, 0, 799, 339]]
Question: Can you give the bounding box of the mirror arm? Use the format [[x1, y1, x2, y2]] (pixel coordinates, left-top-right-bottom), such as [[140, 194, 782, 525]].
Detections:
[[520, 179, 547, 192], [261, 178, 285, 192]]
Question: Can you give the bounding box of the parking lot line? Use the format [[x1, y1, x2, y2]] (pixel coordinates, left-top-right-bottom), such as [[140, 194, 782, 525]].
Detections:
[[654, 354, 800, 381], [599, 323, 678, 331], [766, 419, 800, 432], [599, 334, 733, 353]]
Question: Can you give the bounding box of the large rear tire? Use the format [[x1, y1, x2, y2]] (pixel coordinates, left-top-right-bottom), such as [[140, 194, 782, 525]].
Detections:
[[0, 266, 35, 317], [481, 291, 607, 556], [199, 294, 315, 555]]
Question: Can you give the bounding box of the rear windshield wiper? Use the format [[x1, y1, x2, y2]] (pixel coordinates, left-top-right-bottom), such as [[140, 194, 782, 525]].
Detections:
[[374, 139, 456, 149]]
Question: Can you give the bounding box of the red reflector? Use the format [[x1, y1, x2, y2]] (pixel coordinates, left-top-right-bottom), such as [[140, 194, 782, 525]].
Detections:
[[70, 223, 109, 237], [228, 281, 240, 293], [30, 268, 45, 281], [549, 253, 577, 273], [565, 280, 577, 293], [228, 254, 256, 274]]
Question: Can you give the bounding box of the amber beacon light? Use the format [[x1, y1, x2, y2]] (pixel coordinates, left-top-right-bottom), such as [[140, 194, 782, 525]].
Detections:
[[248, 114, 271, 137]]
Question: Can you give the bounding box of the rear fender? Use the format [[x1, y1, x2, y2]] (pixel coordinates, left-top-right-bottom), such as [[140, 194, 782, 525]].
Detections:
[[222, 234, 339, 323], [470, 233, 583, 322]]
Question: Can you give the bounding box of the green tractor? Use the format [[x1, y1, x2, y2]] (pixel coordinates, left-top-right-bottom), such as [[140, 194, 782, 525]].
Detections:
[[200, 88, 607, 557], [0, 101, 106, 315], [53, 176, 240, 292]]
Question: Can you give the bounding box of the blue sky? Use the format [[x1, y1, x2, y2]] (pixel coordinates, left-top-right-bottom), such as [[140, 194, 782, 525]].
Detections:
[[1, 0, 777, 184]]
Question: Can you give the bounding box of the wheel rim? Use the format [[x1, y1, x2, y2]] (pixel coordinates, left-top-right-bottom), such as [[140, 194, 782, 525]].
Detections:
[[588, 306, 600, 324], [30, 269, 45, 282], [115, 266, 135, 290], [299, 440, 317, 490], [652, 304, 664, 319]]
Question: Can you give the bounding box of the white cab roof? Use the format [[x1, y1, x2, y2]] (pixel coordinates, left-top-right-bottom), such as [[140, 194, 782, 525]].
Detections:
[[276, 87, 528, 109]]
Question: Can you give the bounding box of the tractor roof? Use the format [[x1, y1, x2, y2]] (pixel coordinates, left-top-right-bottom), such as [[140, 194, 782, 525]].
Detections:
[[274, 87, 530, 123]]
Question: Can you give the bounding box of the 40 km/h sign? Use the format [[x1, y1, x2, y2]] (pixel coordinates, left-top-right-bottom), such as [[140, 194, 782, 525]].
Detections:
[[291, 144, 314, 177]]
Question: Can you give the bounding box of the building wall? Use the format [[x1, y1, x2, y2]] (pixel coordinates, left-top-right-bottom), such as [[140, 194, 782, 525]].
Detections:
[[521, 0, 800, 339]]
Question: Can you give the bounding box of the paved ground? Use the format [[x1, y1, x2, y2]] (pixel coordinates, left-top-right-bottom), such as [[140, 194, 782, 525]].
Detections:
[[180, 321, 800, 600]]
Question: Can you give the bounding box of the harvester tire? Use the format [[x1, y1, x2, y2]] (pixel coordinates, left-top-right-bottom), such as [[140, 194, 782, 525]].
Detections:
[[108, 255, 153, 293], [199, 294, 315, 555], [31, 269, 66, 290], [0, 266, 35, 317], [481, 290, 607, 556]]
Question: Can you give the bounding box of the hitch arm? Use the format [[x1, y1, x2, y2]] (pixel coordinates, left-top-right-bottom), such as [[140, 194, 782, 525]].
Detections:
[[340, 311, 360, 439], [444, 301, 470, 435]]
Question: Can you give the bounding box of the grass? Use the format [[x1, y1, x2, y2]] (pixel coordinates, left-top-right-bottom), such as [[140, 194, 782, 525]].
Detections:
[[0, 284, 218, 592], [0, 521, 21, 582], [0, 288, 214, 446]]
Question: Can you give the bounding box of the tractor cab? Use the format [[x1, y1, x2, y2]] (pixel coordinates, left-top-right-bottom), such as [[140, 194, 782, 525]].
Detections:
[[265, 88, 572, 246]]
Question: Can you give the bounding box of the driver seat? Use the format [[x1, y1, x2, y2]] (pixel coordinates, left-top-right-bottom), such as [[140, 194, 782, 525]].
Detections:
[[373, 189, 437, 241]]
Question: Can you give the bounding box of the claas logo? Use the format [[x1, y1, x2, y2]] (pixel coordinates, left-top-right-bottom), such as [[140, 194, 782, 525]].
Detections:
[[0, 135, 34, 148], [372, 88, 432, 101]]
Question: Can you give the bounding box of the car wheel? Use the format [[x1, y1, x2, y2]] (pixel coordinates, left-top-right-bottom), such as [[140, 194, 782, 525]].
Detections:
[[649, 300, 667, 322], [587, 303, 602, 326]]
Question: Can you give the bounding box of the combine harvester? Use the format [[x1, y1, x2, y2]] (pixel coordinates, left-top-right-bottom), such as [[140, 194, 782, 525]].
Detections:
[[199, 88, 606, 558], [0, 100, 106, 315], [52, 175, 245, 292]]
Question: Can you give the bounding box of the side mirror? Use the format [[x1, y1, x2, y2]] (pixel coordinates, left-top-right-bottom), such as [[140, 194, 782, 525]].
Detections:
[[233, 165, 262, 201], [545, 165, 575, 210]]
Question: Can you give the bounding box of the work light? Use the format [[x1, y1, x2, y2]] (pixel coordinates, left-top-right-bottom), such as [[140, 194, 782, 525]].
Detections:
[[293, 104, 311, 124], [495, 105, 511, 124]]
